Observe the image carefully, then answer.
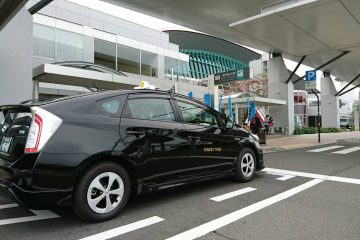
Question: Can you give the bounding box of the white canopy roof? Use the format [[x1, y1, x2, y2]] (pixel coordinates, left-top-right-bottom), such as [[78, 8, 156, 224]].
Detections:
[[103, 0, 360, 85]]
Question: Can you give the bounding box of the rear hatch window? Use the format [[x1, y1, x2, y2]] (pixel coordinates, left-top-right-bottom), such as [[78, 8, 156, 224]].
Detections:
[[0, 107, 32, 162]]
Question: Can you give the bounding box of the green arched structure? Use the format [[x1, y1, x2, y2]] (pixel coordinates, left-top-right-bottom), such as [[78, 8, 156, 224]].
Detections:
[[180, 49, 248, 79]]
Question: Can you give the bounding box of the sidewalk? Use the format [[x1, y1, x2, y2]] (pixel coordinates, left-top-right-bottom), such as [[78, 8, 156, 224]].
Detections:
[[261, 131, 360, 153]]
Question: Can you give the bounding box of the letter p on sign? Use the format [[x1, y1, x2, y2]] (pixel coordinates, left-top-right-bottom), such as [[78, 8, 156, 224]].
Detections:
[[306, 70, 316, 81]]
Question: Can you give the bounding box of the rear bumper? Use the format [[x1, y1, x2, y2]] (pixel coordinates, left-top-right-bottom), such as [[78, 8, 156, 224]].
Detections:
[[0, 168, 71, 209]]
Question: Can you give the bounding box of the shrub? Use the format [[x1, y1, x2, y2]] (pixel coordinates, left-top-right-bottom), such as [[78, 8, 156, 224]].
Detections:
[[293, 127, 340, 135]]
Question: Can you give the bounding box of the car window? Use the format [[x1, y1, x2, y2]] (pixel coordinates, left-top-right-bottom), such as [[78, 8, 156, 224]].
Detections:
[[98, 95, 126, 117], [177, 101, 219, 127], [124, 98, 175, 121], [101, 99, 121, 114]]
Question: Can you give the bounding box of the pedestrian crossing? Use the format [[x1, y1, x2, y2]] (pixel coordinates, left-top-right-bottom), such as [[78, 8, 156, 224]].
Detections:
[[307, 145, 360, 154], [332, 147, 360, 154]]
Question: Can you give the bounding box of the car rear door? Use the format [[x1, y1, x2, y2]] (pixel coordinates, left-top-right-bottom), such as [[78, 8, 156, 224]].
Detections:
[[175, 98, 238, 175], [119, 93, 189, 185], [0, 106, 32, 163]]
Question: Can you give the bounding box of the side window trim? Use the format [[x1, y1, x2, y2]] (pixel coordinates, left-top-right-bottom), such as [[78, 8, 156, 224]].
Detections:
[[169, 99, 181, 122]]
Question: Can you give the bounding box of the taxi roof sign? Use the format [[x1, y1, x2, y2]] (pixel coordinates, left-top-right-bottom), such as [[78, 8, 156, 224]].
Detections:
[[134, 81, 155, 90]]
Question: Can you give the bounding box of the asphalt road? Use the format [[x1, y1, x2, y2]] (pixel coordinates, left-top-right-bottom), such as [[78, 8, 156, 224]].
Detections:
[[1, 140, 359, 240]]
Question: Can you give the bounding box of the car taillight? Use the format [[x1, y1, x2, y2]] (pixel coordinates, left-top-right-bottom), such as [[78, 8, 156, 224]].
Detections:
[[25, 107, 62, 153]]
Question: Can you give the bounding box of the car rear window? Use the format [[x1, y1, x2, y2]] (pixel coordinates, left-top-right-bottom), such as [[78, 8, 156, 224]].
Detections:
[[98, 95, 127, 117], [124, 98, 175, 121], [101, 99, 121, 114]]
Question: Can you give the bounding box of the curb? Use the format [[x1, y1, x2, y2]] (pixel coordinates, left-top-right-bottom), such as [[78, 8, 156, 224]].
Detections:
[[262, 137, 360, 154]]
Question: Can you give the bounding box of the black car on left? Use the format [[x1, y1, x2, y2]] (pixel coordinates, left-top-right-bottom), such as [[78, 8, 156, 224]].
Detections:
[[0, 90, 264, 222]]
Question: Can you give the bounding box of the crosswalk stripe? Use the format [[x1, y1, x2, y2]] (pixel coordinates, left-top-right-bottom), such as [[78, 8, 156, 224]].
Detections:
[[78, 216, 164, 240], [210, 187, 256, 202], [332, 147, 360, 154], [307, 145, 344, 152]]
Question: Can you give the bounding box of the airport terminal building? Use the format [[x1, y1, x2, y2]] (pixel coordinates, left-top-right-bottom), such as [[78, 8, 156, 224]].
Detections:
[[1, 0, 210, 103], [0, 0, 359, 134]]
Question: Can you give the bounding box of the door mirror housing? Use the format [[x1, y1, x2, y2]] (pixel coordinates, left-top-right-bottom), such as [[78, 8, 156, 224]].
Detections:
[[225, 119, 234, 129]]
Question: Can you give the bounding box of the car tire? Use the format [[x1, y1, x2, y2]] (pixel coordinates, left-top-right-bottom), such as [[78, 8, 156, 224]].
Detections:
[[72, 162, 131, 222], [234, 147, 257, 183]]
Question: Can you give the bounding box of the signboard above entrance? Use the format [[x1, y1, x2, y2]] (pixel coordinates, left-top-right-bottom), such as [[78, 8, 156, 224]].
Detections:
[[214, 68, 249, 85]]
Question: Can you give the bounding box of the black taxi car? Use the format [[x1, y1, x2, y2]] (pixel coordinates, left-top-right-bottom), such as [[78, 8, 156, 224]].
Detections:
[[0, 89, 264, 222]]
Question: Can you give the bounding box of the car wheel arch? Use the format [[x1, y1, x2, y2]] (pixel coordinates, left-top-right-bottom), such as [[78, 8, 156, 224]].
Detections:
[[75, 152, 138, 192]]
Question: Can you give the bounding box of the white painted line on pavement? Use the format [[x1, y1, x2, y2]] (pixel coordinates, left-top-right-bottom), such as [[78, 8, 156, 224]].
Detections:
[[0, 203, 19, 209], [307, 145, 344, 152], [210, 187, 256, 202], [265, 172, 296, 181], [276, 175, 296, 181], [166, 179, 323, 240], [263, 168, 360, 185], [332, 147, 360, 155], [79, 216, 164, 240], [0, 210, 59, 226]]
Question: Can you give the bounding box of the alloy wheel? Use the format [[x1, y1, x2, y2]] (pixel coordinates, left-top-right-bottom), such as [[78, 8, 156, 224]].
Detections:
[[241, 153, 255, 178], [86, 172, 124, 214]]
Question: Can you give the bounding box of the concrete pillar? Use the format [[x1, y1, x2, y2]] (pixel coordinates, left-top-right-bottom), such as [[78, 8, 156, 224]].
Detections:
[[267, 56, 294, 135], [33, 80, 39, 99], [0, 7, 32, 105], [321, 76, 340, 128]]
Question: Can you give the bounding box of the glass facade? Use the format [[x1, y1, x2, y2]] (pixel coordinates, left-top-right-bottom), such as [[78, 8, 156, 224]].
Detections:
[[117, 44, 140, 74], [33, 23, 55, 59], [33, 21, 189, 80], [164, 57, 178, 80], [179, 60, 191, 79], [294, 91, 307, 127], [94, 38, 116, 70], [56, 29, 83, 61], [141, 51, 157, 77]]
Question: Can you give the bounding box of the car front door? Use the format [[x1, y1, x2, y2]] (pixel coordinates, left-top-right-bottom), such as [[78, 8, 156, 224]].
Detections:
[[119, 94, 190, 185], [175, 99, 237, 176]]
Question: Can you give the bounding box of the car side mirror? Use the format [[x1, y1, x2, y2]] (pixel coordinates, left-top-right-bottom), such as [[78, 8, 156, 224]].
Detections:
[[225, 120, 234, 129]]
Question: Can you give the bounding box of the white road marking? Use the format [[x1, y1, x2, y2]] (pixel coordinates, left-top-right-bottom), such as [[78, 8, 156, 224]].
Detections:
[[263, 168, 360, 185], [0, 210, 59, 226], [307, 145, 344, 152], [166, 179, 323, 240], [332, 147, 360, 155], [265, 172, 296, 181], [210, 187, 256, 202], [276, 175, 296, 181], [0, 203, 19, 209], [79, 216, 164, 240]]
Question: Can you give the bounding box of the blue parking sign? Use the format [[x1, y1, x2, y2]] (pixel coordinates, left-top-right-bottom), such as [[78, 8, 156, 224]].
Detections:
[[305, 70, 316, 81]]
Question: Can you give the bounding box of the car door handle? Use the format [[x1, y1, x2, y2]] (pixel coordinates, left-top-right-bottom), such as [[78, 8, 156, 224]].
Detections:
[[126, 130, 145, 138], [188, 136, 201, 142]]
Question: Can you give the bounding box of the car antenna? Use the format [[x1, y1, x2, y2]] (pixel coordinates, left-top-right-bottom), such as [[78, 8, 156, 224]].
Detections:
[[92, 82, 100, 92]]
